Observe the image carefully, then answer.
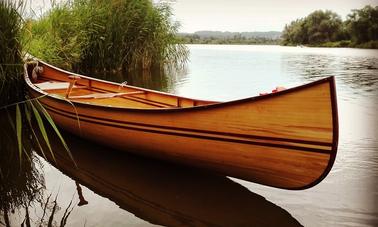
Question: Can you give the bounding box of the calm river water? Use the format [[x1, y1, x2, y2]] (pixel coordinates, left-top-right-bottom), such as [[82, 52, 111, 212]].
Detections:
[[2, 45, 378, 226]]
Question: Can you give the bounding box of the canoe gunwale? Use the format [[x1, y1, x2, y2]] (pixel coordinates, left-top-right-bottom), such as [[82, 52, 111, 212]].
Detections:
[[24, 59, 217, 107], [25, 60, 335, 113]]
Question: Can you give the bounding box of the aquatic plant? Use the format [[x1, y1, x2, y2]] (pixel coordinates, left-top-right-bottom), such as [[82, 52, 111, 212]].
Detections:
[[0, 112, 45, 226], [26, 0, 188, 75], [0, 0, 25, 106], [0, 114, 76, 226], [0, 0, 75, 171]]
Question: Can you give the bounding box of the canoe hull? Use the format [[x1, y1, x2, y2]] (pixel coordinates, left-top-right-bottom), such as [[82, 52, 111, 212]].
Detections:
[[25, 61, 338, 190]]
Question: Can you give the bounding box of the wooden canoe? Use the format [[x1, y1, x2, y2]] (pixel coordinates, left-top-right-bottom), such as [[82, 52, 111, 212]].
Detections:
[[24, 59, 339, 190]]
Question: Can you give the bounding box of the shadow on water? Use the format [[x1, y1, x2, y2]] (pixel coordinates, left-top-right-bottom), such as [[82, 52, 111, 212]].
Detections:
[[0, 111, 43, 226], [89, 67, 188, 93], [0, 107, 302, 226], [0, 110, 77, 226], [38, 130, 303, 227], [1, 50, 301, 226]]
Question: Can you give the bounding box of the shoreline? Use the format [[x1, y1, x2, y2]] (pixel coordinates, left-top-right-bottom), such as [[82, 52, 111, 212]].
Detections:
[[181, 42, 378, 49], [283, 40, 378, 49]]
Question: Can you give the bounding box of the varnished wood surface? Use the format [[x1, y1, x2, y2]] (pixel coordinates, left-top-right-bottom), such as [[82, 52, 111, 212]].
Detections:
[[24, 60, 338, 189]]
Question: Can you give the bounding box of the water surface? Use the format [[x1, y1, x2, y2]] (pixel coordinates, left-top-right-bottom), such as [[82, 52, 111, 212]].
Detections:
[[2, 44, 377, 226], [176, 45, 378, 226]]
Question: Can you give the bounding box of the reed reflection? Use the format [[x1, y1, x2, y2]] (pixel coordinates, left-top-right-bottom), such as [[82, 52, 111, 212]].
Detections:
[[39, 131, 303, 227], [0, 111, 75, 226], [90, 66, 187, 93], [0, 112, 44, 226]]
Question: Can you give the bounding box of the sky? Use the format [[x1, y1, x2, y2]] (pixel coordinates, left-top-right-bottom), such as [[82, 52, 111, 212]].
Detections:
[[170, 0, 378, 32], [29, 0, 378, 32]]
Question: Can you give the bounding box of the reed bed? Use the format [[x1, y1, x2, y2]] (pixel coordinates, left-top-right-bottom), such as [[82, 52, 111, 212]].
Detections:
[[0, 1, 74, 173], [0, 0, 24, 106], [3, 1, 183, 223], [27, 0, 189, 75], [1, 0, 186, 170]]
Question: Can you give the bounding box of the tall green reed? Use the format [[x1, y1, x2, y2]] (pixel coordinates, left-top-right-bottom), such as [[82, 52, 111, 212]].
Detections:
[[26, 0, 189, 75], [0, 0, 24, 106], [0, 0, 74, 167]]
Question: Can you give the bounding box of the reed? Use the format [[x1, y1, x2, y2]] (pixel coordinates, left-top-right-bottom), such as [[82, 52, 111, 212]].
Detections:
[[0, 114, 75, 226], [0, 112, 44, 225], [0, 0, 24, 106], [0, 1, 74, 169], [26, 0, 188, 75]]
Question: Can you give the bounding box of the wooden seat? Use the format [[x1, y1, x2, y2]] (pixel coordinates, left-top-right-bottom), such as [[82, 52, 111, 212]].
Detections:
[[35, 81, 86, 90], [69, 91, 145, 99]]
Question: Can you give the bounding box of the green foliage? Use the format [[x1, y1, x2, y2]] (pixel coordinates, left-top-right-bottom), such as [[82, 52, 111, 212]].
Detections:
[[282, 10, 344, 45], [282, 19, 306, 45], [355, 40, 378, 49], [179, 35, 280, 45], [316, 40, 352, 48], [34, 99, 76, 166], [0, 1, 64, 167], [16, 104, 22, 165], [0, 0, 74, 176], [26, 0, 188, 74], [23, 3, 89, 70], [306, 11, 344, 43], [282, 5, 378, 48], [178, 31, 281, 45], [29, 100, 56, 162], [345, 5, 378, 44], [0, 0, 24, 106]]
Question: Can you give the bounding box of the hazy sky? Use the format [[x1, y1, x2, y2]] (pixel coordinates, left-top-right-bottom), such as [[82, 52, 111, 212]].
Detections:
[[171, 0, 378, 32], [29, 0, 378, 32]]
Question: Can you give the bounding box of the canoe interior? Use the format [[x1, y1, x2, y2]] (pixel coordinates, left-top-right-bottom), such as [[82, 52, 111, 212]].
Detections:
[[24, 60, 338, 190], [26, 62, 217, 109]]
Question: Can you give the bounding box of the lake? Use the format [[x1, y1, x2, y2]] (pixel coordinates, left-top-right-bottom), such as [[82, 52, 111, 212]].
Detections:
[[2, 44, 377, 226]]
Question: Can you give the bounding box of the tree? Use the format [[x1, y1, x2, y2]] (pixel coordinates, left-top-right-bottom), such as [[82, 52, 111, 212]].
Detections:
[[282, 10, 343, 45], [282, 19, 308, 45], [346, 5, 378, 43], [305, 10, 343, 43]]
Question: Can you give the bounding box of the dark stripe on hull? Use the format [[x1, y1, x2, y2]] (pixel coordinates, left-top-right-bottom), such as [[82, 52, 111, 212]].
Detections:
[[42, 102, 332, 154], [40, 98, 333, 147]]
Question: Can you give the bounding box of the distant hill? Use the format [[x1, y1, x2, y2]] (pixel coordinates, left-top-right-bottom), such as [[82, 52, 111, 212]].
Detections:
[[179, 31, 282, 39]]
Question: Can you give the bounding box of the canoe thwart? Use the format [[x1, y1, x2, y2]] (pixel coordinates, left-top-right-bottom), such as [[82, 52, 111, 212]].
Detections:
[[68, 91, 146, 99], [35, 82, 86, 90], [68, 75, 82, 80], [66, 76, 81, 98]]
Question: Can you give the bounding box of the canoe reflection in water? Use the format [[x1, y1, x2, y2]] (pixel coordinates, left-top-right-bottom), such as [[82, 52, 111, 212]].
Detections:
[[38, 132, 303, 226]]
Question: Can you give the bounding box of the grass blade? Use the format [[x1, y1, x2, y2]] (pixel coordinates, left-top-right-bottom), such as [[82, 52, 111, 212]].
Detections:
[[16, 104, 22, 166], [29, 100, 56, 162], [34, 100, 77, 167], [25, 101, 47, 160]]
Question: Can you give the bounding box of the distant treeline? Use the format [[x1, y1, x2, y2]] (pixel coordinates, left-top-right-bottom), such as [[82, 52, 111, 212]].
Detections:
[[178, 31, 281, 45], [282, 5, 378, 48]]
